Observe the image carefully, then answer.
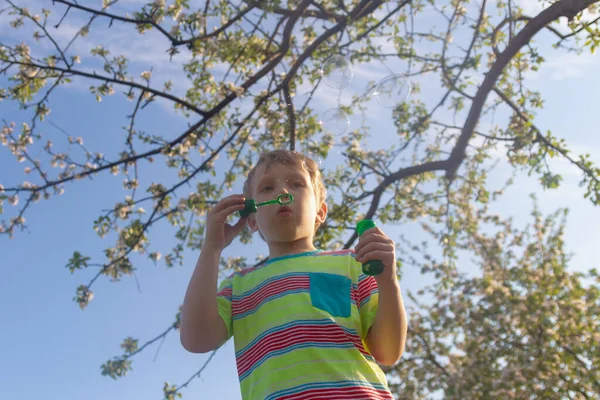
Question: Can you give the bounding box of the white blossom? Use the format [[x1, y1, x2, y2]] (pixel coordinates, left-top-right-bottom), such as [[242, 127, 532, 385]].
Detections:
[[140, 70, 152, 81], [176, 12, 187, 23], [169, 25, 181, 37], [117, 205, 131, 219]]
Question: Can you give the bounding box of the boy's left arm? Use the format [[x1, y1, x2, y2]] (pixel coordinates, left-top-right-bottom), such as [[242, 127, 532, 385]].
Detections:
[[354, 227, 407, 366]]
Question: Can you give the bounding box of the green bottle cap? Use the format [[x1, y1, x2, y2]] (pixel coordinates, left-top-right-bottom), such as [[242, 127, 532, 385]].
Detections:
[[239, 199, 257, 218], [356, 219, 376, 236]]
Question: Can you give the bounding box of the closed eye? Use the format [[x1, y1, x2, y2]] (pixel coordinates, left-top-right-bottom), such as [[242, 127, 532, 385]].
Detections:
[[261, 182, 304, 191]]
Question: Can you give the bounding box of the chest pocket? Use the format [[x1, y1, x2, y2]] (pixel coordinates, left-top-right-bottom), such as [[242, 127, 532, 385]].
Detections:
[[309, 273, 351, 318]]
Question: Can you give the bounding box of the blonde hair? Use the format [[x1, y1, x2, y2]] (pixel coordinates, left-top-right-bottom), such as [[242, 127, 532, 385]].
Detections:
[[243, 149, 327, 236]]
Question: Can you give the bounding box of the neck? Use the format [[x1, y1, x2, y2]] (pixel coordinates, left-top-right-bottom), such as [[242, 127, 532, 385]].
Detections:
[[267, 237, 317, 259]]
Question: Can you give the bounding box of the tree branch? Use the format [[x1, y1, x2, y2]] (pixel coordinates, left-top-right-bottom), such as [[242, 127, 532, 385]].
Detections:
[[282, 81, 296, 151], [52, 0, 259, 47], [446, 0, 600, 181], [7, 60, 206, 116], [493, 86, 600, 187], [340, 0, 410, 49], [343, 159, 451, 249]]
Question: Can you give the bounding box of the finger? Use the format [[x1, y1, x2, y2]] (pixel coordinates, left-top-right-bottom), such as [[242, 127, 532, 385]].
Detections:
[[213, 194, 246, 213], [357, 232, 386, 248], [357, 229, 384, 248], [357, 250, 392, 265], [213, 195, 245, 215], [355, 238, 371, 254], [218, 203, 247, 221], [360, 227, 381, 237], [356, 241, 392, 260], [356, 242, 388, 259]]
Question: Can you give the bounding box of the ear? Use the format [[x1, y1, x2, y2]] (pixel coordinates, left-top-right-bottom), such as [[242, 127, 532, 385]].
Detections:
[[316, 201, 327, 224]]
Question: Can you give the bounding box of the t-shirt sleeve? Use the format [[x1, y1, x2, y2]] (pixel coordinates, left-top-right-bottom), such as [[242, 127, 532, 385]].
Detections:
[[350, 253, 379, 339], [216, 274, 234, 344]]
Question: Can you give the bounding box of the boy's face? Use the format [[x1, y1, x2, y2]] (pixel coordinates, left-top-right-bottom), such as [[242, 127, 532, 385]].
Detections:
[[247, 161, 327, 244]]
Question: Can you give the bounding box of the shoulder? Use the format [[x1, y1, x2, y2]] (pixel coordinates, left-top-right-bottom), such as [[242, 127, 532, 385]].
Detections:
[[224, 258, 270, 281], [313, 248, 364, 280], [316, 248, 358, 259]]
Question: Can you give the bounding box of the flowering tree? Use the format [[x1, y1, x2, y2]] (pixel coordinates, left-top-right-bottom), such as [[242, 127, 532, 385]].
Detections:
[[387, 200, 600, 399], [1, 0, 599, 398]]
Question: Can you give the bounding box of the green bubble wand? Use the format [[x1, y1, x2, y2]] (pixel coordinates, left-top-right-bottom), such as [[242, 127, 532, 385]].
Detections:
[[239, 193, 294, 218]]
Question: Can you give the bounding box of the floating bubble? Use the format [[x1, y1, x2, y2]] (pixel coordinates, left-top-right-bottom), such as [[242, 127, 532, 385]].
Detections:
[[321, 55, 353, 90], [302, 149, 324, 168], [374, 74, 412, 108], [318, 108, 350, 137]]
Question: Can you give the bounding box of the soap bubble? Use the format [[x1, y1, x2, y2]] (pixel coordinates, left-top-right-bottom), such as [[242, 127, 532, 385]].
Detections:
[[302, 148, 324, 167], [318, 108, 349, 137], [321, 55, 353, 90], [374, 74, 412, 108]]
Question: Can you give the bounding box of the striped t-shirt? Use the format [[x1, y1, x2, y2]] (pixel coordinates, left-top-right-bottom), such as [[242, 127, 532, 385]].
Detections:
[[216, 249, 393, 399]]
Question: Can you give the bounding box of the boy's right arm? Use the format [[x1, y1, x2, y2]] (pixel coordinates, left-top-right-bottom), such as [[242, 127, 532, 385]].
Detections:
[[180, 246, 228, 353], [180, 194, 248, 353]]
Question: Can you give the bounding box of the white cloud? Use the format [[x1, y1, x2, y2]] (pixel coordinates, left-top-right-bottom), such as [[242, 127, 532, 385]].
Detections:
[[541, 51, 597, 80]]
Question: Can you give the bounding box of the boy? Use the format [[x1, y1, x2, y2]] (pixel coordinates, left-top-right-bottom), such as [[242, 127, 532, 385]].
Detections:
[[181, 150, 407, 399]]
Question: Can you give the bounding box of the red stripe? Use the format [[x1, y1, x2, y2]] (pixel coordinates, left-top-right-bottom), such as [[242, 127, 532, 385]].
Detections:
[[318, 249, 353, 256], [233, 276, 309, 315], [279, 386, 394, 400], [237, 325, 349, 375], [348, 334, 368, 355], [217, 287, 232, 297], [237, 324, 370, 375], [351, 286, 359, 304], [358, 276, 377, 305]]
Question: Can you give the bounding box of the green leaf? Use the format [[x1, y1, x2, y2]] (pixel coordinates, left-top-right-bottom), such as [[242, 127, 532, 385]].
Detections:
[[66, 251, 90, 273]]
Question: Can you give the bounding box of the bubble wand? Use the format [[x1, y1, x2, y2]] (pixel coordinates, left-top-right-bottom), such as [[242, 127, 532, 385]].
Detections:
[[239, 193, 294, 218]]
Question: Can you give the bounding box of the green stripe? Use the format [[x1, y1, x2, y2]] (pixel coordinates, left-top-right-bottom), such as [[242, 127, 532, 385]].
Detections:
[[242, 347, 387, 398]]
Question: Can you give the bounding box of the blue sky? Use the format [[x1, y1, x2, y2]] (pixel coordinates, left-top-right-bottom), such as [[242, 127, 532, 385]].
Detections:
[[1, 0, 600, 399]]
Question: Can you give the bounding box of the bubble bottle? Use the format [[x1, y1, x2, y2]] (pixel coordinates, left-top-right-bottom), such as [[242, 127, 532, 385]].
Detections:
[[356, 219, 384, 276]]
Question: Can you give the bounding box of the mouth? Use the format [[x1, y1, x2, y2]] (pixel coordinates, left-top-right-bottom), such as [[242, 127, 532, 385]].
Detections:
[[277, 206, 292, 216]]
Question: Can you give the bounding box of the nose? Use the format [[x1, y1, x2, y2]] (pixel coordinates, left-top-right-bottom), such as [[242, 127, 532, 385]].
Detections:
[[278, 188, 292, 203]]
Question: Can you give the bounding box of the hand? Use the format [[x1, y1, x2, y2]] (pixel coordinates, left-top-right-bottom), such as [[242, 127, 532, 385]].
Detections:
[[203, 194, 249, 252], [354, 227, 397, 285]]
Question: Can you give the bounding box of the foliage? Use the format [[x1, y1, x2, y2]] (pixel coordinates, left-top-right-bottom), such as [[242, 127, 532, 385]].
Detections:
[[389, 198, 600, 399]]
